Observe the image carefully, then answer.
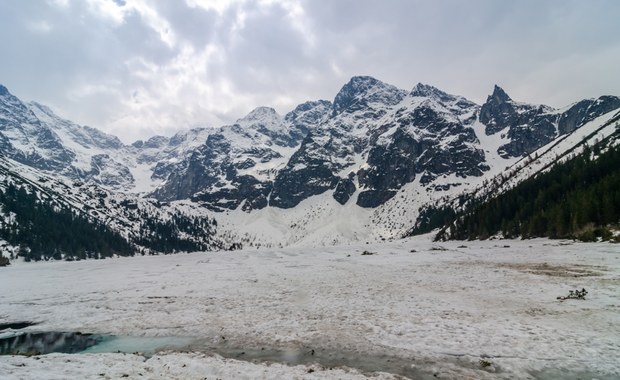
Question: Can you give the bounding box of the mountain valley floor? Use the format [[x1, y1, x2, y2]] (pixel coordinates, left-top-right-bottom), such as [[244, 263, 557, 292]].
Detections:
[[0, 236, 619, 379]]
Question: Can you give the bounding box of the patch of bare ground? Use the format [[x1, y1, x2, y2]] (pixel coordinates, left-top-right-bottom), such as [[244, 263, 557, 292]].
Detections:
[[500, 262, 605, 277]]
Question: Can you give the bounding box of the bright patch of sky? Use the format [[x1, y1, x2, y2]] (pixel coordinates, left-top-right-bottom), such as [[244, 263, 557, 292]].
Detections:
[[1, 0, 619, 143]]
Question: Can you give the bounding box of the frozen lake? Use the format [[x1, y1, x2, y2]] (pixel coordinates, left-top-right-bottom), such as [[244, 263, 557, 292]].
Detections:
[[1, 236, 619, 379]]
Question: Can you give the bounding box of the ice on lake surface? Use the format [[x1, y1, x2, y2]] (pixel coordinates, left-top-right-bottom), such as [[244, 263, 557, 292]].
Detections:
[[1, 236, 619, 379]]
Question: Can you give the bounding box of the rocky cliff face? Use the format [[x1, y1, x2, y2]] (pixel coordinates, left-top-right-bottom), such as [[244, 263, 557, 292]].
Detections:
[[479, 85, 558, 158], [0, 85, 75, 171], [270, 77, 489, 209], [270, 77, 403, 208], [355, 85, 487, 207], [558, 96, 620, 135]]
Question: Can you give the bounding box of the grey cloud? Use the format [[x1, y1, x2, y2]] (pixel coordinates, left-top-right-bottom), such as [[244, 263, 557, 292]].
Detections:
[[149, 2, 217, 49], [226, 7, 320, 86], [1, 0, 619, 143], [0, 1, 175, 128]]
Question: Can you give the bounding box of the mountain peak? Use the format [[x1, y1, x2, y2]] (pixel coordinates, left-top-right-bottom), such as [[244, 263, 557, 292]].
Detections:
[[284, 100, 332, 125], [0, 84, 11, 96], [338, 76, 386, 95], [489, 85, 512, 103], [333, 76, 405, 114], [410, 83, 456, 103], [348, 75, 381, 86], [334, 76, 382, 99], [235, 106, 284, 135], [410, 82, 434, 95], [241, 106, 281, 122]]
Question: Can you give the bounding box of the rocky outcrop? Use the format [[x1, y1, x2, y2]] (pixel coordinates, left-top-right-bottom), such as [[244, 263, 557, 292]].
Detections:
[[270, 77, 489, 209], [0, 86, 76, 171], [558, 96, 620, 135], [152, 102, 333, 211], [481, 86, 620, 158], [356, 99, 487, 207], [480, 85, 557, 158]]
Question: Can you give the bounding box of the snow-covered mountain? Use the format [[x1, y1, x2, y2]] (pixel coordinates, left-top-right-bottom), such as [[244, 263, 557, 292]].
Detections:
[[151, 101, 332, 211], [0, 85, 77, 172], [269, 77, 488, 210], [1, 78, 619, 252], [0, 84, 215, 193], [147, 76, 620, 215]]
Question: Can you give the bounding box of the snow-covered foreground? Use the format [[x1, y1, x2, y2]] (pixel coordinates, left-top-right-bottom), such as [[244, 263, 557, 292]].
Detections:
[[1, 236, 619, 379]]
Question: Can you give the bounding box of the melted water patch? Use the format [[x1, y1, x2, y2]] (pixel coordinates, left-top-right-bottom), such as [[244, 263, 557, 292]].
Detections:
[[0, 332, 101, 355], [0, 331, 194, 357], [82, 335, 195, 355], [0, 332, 467, 378], [187, 341, 447, 379], [0, 322, 37, 331]]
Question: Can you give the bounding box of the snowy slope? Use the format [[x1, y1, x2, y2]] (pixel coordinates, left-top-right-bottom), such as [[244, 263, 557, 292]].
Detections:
[[498, 108, 620, 191], [29, 101, 216, 193], [0, 154, 237, 259], [1, 79, 619, 249]]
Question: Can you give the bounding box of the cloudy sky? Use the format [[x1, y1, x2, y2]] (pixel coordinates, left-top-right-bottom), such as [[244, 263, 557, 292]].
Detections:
[[1, 0, 619, 143]]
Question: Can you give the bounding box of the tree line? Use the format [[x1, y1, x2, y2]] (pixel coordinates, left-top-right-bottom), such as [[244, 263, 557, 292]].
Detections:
[[0, 183, 134, 261], [410, 137, 620, 242], [0, 181, 233, 262]]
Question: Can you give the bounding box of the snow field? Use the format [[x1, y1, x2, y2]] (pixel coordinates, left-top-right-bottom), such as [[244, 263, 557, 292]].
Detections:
[[0, 236, 619, 379]]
